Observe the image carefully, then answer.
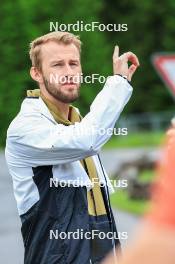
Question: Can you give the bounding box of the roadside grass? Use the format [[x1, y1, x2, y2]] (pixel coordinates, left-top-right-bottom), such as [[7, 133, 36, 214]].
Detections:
[[104, 131, 165, 149], [110, 170, 155, 215]]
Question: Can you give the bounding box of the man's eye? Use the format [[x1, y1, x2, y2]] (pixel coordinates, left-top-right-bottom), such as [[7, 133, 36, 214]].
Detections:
[[70, 63, 78, 66], [53, 63, 63, 67]]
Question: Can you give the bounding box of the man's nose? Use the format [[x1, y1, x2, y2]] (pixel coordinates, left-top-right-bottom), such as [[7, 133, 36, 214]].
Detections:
[[64, 64, 74, 75]]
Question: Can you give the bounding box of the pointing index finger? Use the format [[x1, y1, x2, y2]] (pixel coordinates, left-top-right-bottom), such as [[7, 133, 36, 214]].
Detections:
[[113, 45, 119, 60]]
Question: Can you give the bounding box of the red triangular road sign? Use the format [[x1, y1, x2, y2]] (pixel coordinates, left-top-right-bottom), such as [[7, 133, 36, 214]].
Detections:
[[152, 53, 175, 97]]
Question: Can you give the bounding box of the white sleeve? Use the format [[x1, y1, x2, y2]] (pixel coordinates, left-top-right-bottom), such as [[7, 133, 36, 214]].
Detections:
[[6, 75, 133, 166]]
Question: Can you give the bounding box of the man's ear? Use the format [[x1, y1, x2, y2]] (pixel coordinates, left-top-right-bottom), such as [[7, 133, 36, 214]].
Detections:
[[30, 67, 44, 84]]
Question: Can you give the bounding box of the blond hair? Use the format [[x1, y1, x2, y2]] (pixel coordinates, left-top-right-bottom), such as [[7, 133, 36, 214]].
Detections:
[[29, 31, 82, 70]]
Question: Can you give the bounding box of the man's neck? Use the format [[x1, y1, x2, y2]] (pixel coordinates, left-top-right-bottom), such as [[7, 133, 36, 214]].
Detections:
[[40, 89, 69, 120]]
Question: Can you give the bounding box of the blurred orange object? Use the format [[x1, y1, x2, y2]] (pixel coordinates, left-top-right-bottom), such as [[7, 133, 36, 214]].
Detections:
[[102, 134, 175, 264], [147, 136, 175, 228]]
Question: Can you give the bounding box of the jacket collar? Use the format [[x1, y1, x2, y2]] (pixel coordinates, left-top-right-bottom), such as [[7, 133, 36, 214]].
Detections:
[[22, 95, 58, 124], [22, 90, 80, 125]]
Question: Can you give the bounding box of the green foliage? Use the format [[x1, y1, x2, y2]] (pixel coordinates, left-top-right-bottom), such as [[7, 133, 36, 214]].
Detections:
[[101, 0, 175, 113], [1, 0, 175, 147], [139, 170, 154, 183], [110, 169, 154, 215], [110, 189, 150, 215]]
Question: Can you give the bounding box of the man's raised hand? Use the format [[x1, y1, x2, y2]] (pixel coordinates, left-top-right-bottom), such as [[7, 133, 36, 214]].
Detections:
[[113, 45, 140, 82]]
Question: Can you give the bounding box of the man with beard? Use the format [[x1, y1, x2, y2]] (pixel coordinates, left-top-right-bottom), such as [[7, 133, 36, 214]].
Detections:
[[5, 31, 139, 264]]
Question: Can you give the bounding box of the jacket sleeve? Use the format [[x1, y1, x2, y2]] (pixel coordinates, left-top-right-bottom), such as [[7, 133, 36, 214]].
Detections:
[[6, 75, 133, 166]]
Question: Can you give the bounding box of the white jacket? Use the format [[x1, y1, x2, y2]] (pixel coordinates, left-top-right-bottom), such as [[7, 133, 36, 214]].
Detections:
[[5, 75, 133, 215]]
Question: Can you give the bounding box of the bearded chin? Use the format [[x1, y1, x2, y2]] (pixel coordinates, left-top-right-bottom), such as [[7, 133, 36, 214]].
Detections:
[[43, 77, 80, 103]]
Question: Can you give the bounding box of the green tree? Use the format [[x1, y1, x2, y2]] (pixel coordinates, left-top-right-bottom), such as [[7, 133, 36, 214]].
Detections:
[[101, 0, 175, 113], [0, 0, 29, 147]]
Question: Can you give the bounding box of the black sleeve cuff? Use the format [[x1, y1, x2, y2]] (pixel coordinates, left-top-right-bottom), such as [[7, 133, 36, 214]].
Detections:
[[115, 74, 131, 85]]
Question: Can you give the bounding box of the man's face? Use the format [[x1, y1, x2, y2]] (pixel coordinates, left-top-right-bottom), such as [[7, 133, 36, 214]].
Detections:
[[40, 41, 82, 103]]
